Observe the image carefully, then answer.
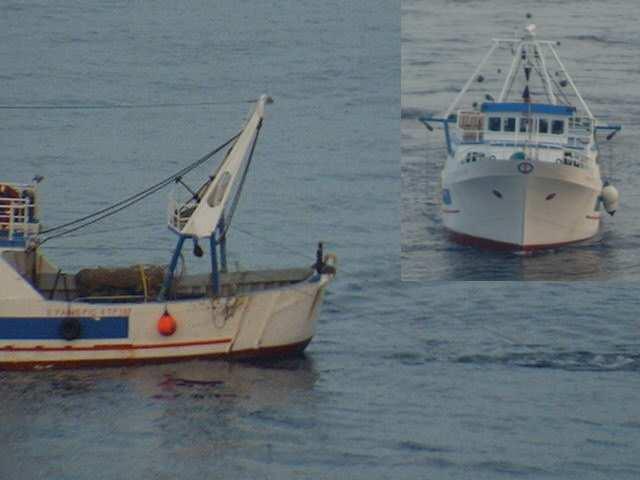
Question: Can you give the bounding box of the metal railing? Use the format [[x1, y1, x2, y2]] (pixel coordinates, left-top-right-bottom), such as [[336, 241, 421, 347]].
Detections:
[[460, 130, 484, 143], [0, 197, 39, 240], [567, 116, 593, 149], [167, 191, 196, 233], [556, 151, 591, 169]]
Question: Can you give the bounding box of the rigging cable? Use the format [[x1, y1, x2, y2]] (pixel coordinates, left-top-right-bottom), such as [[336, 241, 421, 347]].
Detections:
[[38, 132, 241, 245], [549, 75, 572, 106], [0, 100, 257, 110], [604, 131, 615, 181]]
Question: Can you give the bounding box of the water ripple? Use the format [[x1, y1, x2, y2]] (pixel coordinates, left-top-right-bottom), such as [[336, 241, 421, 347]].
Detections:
[[456, 351, 640, 372]]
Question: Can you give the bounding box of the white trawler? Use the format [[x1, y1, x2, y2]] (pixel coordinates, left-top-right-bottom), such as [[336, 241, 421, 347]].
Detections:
[[421, 23, 621, 250], [0, 95, 336, 369]]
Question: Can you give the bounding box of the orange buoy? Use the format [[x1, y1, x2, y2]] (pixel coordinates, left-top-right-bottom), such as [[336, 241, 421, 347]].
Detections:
[[157, 312, 177, 336]]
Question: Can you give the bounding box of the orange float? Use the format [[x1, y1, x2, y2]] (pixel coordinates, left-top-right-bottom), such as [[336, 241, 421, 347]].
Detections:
[[157, 312, 177, 336]]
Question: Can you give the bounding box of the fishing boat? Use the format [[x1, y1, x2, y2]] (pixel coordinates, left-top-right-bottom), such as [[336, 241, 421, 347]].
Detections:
[[421, 22, 621, 250], [0, 95, 336, 369]]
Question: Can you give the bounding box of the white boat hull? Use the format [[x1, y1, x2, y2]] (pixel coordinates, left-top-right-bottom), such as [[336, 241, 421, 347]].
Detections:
[[0, 95, 338, 369], [0, 268, 333, 369], [441, 159, 602, 249]]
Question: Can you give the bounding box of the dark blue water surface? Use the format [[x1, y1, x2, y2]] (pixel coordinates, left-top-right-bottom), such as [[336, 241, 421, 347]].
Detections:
[[402, 0, 640, 281], [2, 1, 640, 479]]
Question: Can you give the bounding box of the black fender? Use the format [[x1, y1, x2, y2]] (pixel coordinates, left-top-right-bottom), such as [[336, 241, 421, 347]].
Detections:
[[60, 318, 82, 341]]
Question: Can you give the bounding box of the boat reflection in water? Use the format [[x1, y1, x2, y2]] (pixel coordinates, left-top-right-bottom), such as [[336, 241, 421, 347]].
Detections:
[[441, 235, 621, 281], [0, 356, 319, 473]]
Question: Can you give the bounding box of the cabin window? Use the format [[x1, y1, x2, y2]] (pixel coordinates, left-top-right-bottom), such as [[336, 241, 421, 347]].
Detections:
[[538, 118, 549, 134], [552, 120, 565, 135], [504, 118, 516, 132], [488, 117, 501, 132], [519, 118, 530, 133]]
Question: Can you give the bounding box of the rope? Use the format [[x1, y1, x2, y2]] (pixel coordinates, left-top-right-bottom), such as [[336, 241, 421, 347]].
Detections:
[[549, 75, 572, 106], [604, 135, 615, 181], [44, 219, 158, 241], [41, 132, 239, 235], [38, 132, 241, 244], [138, 265, 149, 301]]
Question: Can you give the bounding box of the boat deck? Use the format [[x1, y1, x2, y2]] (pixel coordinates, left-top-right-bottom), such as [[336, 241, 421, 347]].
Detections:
[[1, 250, 315, 303]]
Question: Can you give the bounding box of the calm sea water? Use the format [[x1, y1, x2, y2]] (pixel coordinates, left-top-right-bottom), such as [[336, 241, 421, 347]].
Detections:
[[402, 0, 640, 281], [2, 1, 640, 479]]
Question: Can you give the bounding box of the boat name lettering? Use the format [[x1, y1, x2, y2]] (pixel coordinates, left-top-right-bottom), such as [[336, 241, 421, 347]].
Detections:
[[45, 307, 132, 317]]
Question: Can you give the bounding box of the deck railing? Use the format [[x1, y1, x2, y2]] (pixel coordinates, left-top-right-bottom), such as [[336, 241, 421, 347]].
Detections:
[[0, 197, 39, 240], [457, 111, 484, 144], [167, 191, 196, 233]]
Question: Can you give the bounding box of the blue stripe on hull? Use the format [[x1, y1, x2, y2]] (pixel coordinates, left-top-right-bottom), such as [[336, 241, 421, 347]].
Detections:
[[481, 102, 576, 115], [0, 317, 129, 340], [0, 231, 26, 246], [0, 238, 26, 247]]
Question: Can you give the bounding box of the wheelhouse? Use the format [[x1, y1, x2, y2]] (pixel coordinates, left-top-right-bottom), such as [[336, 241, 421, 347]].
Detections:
[[455, 102, 590, 147], [420, 22, 621, 158], [483, 102, 574, 137]]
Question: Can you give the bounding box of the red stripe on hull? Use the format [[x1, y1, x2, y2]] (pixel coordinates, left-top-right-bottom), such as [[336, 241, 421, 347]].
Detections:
[[445, 228, 597, 252], [0, 338, 312, 370], [0, 338, 232, 352]]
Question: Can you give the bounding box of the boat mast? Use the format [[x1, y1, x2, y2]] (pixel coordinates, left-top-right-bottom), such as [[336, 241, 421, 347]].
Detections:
[[497, 25, 557, 104], [498, 41, 523, 102], [444, 42, 499, 118], [546, 43, 594, 119], [160, 95, 272, 301], [533, 43, 556, 105]]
